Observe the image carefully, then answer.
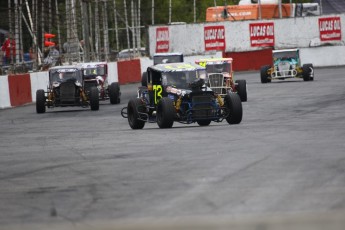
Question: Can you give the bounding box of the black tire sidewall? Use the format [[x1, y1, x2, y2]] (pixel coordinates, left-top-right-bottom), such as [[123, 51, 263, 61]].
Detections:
[[90, 87, 99, 111], [235, 79, 247, 102], [260, 65, 271, 83], [36, 89, 46, 113], [127, 98, 146, 129], [157, 98, 175, 128], [224, 93, 242, 125], [109, 82, 120, 104]]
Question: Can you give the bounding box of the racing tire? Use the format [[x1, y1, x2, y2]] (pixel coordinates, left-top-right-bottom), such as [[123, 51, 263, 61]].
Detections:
[[36, 89, 46, 114], [127, 98, 146, 129], [224, 93, 242, 125], [235, 79, 247, 102], [302, 64, 313, 81], [90, 87, 99, 111], [109, 82, 121, 104], [260, 65, 271, 83], [141, 72, 148, 87], [197, 120, 211, 126], [157, 97, 175, 129]]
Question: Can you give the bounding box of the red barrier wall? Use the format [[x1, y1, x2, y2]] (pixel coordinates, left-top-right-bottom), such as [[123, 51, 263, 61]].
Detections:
[[224, 48, 273, 71], [117, 59, 141, 84], [8, 74, 32, 107]]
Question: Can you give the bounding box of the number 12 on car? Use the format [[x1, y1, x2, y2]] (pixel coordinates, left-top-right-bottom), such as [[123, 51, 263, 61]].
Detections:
[[153, 85, 162, 104]]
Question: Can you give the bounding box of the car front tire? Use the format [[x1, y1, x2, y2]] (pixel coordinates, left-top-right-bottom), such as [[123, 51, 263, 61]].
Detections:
[[109, 82, 121, 104], [157, 97, 175, 128], [90, 87, 99, 111], [224, 93, 242, 125], [302, 64, 314, 81], [235, 79, 247, 102], [36, 89, 46, 114], [260, 65, 271, 83], [127, 98, 146, 129]]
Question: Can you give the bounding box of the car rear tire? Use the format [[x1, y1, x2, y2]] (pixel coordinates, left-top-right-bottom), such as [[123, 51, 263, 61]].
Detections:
[[197, 120, 211, 126], [127, 98, 146, 129], [141, 72, 148, 87], [260, 65, 271, 83], [302, 64, 313, 81], [109, 82, 121, 104], [157, 97, 175, 128], [36, 89, 46, 114], [90, 87, 99, 111], [235, 79, 247, 102], [224, 93, 242, 125]]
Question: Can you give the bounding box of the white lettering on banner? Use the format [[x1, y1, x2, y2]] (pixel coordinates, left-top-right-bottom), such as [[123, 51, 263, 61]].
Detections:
[[250, 25, 274, 37], [204, 28, 225, 40], [320, 19, 341, 31], [205, 41, 225, 48], [321, 32, 341, 39], [251, 39, 274, 45], [157, 30, 169, 42]]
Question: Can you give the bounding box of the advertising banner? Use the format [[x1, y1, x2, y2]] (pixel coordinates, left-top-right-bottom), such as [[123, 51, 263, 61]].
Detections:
[[249, 22, 274, 47], [156, 27, 169, 53], [204, 25, 226, 51], [319, 17, 341, 42]]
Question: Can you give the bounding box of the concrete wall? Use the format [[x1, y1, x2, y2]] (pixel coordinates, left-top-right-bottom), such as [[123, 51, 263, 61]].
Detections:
[[0, 75, 11, 109], [148, 14, 345, 54]]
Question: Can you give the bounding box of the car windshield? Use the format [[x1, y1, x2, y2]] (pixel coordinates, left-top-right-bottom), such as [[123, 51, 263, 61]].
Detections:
[[153, 55, 183, 65], [162, 69, 207, 89], [50, 68, 81, 84], [83, 66, 106, 76], [206, 62, 231, 74], [273, 51, 298, 60]]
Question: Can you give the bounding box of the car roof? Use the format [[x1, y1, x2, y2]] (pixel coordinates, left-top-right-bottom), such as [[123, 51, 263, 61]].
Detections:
[[273, 49, 299, 54], [196, 57, 233, 64], [78, 62, 107, 68], [153, 52, 183, 57], [149, 62, 205, 72], [49, 65, 79, 72]]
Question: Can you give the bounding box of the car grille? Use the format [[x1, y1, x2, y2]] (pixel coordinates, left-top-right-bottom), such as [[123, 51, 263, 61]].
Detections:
[[191, 95, 216, 119], [208, 73, 224, 94], [278, 61, 290, 71], [60, 82, 78, 102]]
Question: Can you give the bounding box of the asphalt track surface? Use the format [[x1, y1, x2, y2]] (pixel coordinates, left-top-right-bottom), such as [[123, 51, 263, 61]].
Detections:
[[1, 67, 345, 228]]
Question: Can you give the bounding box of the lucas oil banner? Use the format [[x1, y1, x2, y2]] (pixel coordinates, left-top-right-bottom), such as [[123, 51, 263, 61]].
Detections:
[[319, 17, 341, 42], [249, 22, 275, 47], [156, 27, 169, 53], [204, 25, 226, 51]]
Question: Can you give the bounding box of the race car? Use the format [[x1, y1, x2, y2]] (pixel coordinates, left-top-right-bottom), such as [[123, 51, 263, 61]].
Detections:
[[260, 48, 314, 83], [121, 62, 243, 129], [36, 65, 99, 113], [78, 62, 121, 104], [141, 52, 184, 87], [195, 58, 247, 102]]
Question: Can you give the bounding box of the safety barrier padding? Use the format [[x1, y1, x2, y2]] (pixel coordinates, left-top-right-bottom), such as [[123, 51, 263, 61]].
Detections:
[[224, 48, 273, 71], [117, 59, 141, 84], [8, 73, 32, 107]]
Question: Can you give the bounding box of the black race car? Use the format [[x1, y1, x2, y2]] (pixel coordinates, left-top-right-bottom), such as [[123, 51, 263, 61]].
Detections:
[[121, 62, 242, 129], [36, 66, 99, 113]]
